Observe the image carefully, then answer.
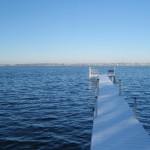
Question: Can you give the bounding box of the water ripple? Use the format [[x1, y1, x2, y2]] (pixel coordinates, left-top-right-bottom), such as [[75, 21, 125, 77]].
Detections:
[[0, 66, 94, 150]]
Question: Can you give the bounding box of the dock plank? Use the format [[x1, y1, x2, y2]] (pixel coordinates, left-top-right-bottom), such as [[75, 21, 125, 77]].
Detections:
[[91, 75, 150, 150]]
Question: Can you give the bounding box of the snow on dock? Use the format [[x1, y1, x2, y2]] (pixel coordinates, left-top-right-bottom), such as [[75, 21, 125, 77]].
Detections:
[[91, 75, 150, 150]]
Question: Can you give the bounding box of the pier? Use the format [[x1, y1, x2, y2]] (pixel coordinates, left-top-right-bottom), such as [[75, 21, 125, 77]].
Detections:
[[91, 74, 150, 150]]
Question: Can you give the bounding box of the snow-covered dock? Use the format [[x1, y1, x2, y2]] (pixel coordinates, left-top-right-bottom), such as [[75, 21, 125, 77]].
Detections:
[[91, 75, 150, 150]]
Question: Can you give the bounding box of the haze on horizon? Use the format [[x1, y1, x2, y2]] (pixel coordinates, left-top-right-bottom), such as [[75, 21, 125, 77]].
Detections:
[[0, 0, 150, 64]]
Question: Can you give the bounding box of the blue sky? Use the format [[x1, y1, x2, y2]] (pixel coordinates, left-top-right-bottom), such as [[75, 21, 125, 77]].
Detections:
[[0, 0, 150, 64]]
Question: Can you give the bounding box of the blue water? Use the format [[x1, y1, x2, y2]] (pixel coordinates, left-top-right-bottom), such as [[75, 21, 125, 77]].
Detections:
[[0, 66, 95, 150], [0, 66, 150, 149]]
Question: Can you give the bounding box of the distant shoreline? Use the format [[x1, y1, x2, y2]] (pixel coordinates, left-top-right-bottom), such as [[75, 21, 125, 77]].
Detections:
[[1, 63, 150, 66]]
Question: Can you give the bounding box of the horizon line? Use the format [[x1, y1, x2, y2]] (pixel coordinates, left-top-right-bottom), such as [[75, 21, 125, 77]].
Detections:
[[1, 62, 150, 66]]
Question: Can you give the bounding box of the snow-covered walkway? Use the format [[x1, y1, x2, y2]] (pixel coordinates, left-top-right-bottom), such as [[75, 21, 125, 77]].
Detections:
[[91, 75, 150, 150]]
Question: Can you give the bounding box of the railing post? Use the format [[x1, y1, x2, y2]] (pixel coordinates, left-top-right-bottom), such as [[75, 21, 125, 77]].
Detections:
[[95, 96, 98, 117], [112, 76, 114, 83], [97, 79, 99, 96], [94, 79, 99, 117], [119, 79, 121, 96], [134, 97, 137, 118]]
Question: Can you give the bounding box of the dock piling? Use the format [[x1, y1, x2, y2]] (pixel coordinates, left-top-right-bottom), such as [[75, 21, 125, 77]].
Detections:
[[112, 76, 114, 83], [97, 79, 99, 95], [95, 96, 98, 117], [95, 79, 99, 117]]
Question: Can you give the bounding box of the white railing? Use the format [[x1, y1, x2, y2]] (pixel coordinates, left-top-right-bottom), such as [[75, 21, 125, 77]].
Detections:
[[89, 67, 99, 79]]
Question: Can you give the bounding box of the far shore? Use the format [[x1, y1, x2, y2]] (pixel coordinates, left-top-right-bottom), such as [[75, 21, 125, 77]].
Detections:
[[0, 63, 150, 66]]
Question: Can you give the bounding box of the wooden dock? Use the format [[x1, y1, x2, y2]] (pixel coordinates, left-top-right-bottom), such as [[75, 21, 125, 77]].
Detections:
[[91, 75, 150, 150]]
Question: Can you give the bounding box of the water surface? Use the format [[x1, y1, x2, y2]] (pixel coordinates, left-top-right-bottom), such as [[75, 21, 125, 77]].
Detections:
[[0, 66, 150, 150], [0, 66, 94, 150]]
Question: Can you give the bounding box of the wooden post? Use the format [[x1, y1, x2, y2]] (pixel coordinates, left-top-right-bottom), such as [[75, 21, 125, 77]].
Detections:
[[134, 97, 137, 118], [119, 80, 121, 96]]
